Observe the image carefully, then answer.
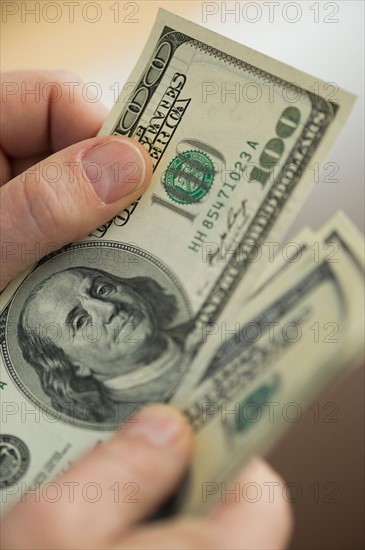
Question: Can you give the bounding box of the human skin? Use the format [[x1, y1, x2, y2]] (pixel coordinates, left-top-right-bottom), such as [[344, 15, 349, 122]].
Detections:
[[0, 70, 293, 549]]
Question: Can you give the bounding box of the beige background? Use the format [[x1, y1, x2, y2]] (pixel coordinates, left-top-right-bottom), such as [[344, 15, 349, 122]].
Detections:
[[1, 1, 364, 548]]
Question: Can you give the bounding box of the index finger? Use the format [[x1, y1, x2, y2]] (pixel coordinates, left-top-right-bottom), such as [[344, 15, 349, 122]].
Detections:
[[0, 70, 108, 158]]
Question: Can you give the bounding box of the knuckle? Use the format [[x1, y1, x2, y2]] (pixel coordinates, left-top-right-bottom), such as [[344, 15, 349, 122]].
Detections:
[[20, 168, 64, 241], [19, 156, 88, 242]]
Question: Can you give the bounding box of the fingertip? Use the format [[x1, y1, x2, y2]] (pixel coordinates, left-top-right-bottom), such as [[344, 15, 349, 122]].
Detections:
[[127, 137, 154, 191], [82, 135, 153, 207], [210, 457, 293, 550], [243, 457, 294, 545]]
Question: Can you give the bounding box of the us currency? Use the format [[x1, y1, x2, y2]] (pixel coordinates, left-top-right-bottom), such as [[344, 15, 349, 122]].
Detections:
[[174, 210, 365, 398], [249, 226, 315, 295], [0, 9, 356, 511], [174, 211, 365, 515]]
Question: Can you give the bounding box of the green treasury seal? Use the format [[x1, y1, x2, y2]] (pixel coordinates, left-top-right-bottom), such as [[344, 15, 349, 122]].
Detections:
[[163, 150, 215, 204]]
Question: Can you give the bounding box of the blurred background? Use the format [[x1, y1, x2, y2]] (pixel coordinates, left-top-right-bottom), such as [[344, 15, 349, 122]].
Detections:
[[1, 1, 364, 548]]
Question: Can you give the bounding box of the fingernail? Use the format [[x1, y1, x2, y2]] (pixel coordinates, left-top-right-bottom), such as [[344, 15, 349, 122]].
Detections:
[[121, 406, 186, 447], [82, 138, 147, 203]]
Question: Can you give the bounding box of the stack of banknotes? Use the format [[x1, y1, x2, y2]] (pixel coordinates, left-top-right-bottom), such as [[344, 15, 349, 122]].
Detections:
[[1, 10, 364, 515]]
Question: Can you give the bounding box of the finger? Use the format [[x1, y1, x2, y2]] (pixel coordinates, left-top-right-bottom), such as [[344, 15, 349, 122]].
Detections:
[[209, 457, 293, 549], [1, 70, 108, 158], [0, 134, 153, 290], [1, 406, 193, 550], [120, 458, 293, 550]]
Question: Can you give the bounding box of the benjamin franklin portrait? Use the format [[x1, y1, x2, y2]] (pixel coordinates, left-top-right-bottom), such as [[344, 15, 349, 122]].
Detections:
[[3, 243, 192, 429]]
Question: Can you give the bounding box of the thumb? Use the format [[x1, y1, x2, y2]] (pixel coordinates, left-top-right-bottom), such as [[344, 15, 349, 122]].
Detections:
[[2, 405, 193, 550], [0, 135, 152, 290]]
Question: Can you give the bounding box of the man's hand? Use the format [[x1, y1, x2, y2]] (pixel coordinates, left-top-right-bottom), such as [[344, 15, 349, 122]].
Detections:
[[0, 71, 292, 549], [0, 70, 152, 290], [2, 406, 292, 550]]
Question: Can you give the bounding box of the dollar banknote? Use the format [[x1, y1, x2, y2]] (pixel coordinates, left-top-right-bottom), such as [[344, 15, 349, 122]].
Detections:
[[0, 9, 358, 512], [174, 211, 365, 514]]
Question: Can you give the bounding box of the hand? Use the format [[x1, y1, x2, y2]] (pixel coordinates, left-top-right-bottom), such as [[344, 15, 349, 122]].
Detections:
[[0, 70, 152, 290], [2, 406, 292, 550], [1, 72, 293, 549]]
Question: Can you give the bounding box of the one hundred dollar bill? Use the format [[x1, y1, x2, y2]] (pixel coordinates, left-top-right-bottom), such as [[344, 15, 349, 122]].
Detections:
[[0, 9, 356, 511], [174, 211, 365, 515]]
